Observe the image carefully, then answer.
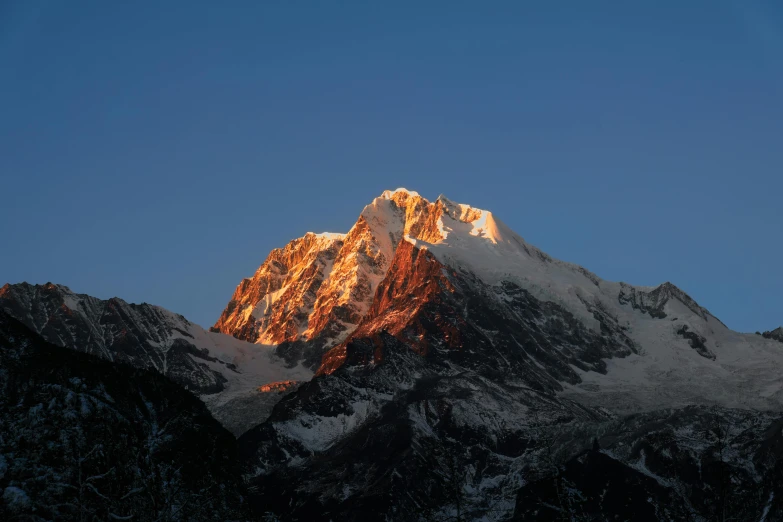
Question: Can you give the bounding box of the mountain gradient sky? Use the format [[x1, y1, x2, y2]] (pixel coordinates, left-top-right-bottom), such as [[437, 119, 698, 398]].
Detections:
[[1, 1, 781, 331]]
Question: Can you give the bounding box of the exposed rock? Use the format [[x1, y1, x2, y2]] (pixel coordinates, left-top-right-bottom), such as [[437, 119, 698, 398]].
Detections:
[[763, 327, 783, 343], [212, 232, 344, 344], [0, 282, 231, 393]]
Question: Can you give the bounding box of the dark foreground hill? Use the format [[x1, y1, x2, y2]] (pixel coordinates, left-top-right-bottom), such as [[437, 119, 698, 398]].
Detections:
[[0, 310, 250, 521]]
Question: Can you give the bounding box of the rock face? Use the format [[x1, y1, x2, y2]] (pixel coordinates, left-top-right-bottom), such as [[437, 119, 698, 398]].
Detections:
[[212, 232, 345, 345], [0, 282, 232, 394], [213, 189, 502, 367]]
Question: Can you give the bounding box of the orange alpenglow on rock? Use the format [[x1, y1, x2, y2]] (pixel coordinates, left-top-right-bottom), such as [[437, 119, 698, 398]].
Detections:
[[212, 188, 497, 354], [257, 380, 298, 393]]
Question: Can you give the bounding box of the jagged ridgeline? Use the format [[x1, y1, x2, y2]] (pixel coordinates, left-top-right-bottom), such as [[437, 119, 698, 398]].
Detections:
[[3, 188, 783, 520]]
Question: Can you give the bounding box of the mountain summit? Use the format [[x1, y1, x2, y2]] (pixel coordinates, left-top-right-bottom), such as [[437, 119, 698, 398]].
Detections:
[[212, 188, 502, 354]]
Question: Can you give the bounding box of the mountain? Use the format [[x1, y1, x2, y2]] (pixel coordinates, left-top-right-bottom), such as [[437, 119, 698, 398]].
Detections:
[[224, 189, 783, 520], [217, 188, 783, 413], [0, 282, 311, 436], [0, 309, 249, 521], [4, 188, 783, 520], [213, 189, 452, 367]]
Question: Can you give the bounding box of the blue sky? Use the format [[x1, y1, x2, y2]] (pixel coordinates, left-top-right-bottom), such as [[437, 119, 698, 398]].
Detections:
[[1, 1, 781, 331]]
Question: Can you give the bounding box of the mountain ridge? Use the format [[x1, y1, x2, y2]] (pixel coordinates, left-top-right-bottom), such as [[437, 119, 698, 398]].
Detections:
[[0, 281, 312, 436], [4, 188, 783, 520]]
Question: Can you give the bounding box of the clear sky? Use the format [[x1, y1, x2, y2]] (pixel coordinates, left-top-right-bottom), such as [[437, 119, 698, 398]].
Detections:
[[1, 1, 781, 332]]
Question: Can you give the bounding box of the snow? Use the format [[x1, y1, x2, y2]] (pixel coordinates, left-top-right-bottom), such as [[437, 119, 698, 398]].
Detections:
[[253, 287, 286, 318], [562, 327, 783, 414], [176, 321, 311, 377], [277, 399, 372, 452], [761, 492, 775, 522], [140, 308, 315, 434], [361, 193, 407, 260], [193, 331, 313, 434], [62, 292, 81, 311], [307, 232, 346, 240], [405, 201, 607, 330], [380, 187, 420, 199]]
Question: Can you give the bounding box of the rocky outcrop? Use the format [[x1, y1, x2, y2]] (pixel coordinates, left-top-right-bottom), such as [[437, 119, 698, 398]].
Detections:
[[212, 232, 345, 344], [618, 281, 716, 322], [763, 327, 783, 343]]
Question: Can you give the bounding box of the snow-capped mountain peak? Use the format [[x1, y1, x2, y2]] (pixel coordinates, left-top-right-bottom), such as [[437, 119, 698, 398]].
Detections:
[[211, 189, 783, 420], [379, 187, 420, 199], [213, 189, 497, 352], [215, 189, 438, 351]]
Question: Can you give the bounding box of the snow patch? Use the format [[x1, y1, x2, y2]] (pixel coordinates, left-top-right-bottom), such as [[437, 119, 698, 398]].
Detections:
[[278, 400, 372, 452], [380, 187, 420, 199], [62, 293, 81, 311], [307, 232, 346, 240], [252, 287, 287, 318]]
